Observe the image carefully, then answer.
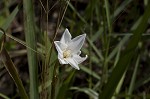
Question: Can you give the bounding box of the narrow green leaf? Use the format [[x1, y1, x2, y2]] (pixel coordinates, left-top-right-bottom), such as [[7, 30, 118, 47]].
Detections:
[[70, 87, 98, 99], [127, 55, 140, 99], [1, 4, 21, 31], [81, 66, 100, 80], [87, 37, 104, 61], [23, 0, 39, 98], [0, 29, 5, 69], [0, 93, 10, 99], [113, 0, 132, 18], [112, 71, 126, 99], [0, 30, 27, 98], [104, 0, 111, 33], [99, 3, 150, 99], [0, 47, 28, 99], [0, 29, 5, 53], [68, 3, 87, 24], [91, 27, 103, 42]]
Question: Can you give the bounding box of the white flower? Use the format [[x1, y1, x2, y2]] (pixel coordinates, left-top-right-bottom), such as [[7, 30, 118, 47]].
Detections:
[[54, 28, 88, 70]]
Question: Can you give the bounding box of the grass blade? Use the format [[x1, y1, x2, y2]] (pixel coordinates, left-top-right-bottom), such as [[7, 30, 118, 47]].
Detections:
[[0, 29, 5, 52], [70, 87, 98, 99], [87, 37, 104, 61], [113, 0, 132, 18], [23, 0, 39, 98], [127, 55, 140, 99], [1, 4, 21, 31], [80, 66, 100, 80], [1, 48, 29, 99], [0, 29, 28, 99], [99, 3, 150, 99], [104, 0, 111, 33], [0, 93, 10, 99]]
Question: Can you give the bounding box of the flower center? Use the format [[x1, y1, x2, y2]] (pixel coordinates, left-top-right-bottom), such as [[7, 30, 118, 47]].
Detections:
[[63, 50, 71, 58]]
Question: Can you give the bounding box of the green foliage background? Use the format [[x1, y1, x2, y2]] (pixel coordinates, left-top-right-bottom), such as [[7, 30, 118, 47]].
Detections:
[[0, 0, 150, 99]]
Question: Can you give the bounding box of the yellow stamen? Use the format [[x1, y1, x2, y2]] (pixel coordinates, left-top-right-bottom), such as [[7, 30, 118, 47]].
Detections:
[[63, 50, 71, 58]]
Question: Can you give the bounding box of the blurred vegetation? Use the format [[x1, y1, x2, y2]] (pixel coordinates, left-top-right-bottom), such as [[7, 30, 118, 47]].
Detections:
[[0, 0, 150, 99]]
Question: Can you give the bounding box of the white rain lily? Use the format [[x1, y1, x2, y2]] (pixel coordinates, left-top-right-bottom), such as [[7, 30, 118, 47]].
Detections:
[[54, 28, 88, 70]]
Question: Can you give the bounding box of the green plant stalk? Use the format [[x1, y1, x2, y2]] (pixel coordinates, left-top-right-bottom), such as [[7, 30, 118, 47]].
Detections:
[[99, 2, 150, 99], [51, 62, 58, 99], [40, 0, 49, 97], [101, 0, 112, 87], [48, 1, 70, 97], [23, 0, 39, 98]]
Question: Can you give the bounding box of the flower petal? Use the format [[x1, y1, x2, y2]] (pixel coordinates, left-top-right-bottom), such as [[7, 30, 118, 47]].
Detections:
[[60, 28, 72, 44], [58, 53, 68, 64], [66, 57, 80, 70], [68, 34, 86, 53], [77, 51, 81, 55], [54, 41, 68, 53], [73, 54, 88, 64]]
